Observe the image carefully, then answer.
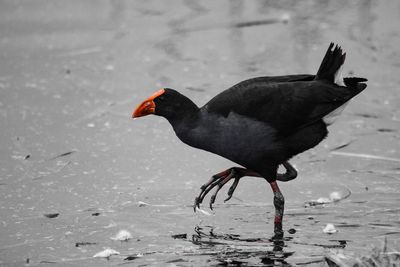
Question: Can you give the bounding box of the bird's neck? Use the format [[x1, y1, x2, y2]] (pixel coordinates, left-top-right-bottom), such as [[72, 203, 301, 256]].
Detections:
[[164, 96, 200, 128]]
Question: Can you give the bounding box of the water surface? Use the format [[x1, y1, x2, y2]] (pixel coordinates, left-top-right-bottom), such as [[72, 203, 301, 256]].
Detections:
[[1, 0, 400, 266]]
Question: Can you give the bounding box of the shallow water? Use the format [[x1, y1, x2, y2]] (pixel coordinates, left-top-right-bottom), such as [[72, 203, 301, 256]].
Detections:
[[1, 0, 400, 266]]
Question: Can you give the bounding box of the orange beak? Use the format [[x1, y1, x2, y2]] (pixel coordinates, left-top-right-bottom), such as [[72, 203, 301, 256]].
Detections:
[[132, 89, 165, 118]]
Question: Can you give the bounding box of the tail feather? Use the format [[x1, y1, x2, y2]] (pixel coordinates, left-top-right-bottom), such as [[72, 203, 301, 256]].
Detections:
[[343, 77, 367, 88], [315, 43, 346, 84], [343, 77, 368, 94]]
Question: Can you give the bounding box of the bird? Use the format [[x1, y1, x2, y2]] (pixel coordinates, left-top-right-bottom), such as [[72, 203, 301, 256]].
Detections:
[[132, 43, 367, 237]]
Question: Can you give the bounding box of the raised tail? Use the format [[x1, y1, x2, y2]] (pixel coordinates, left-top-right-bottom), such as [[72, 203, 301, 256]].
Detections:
[[315, 43, 346, 85], [315, 43, 368, 93]]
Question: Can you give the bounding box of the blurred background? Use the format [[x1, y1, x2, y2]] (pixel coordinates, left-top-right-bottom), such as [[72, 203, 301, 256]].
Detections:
[[0, 0, 399, 266]]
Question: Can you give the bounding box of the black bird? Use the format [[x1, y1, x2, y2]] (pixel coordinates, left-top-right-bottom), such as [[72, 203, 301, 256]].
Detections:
[[132, 43, 367, 237]]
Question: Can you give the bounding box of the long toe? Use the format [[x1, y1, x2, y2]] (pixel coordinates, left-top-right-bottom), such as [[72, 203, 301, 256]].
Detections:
[[194, 172, 230, 210], [224, 177, 240, 202], [208, 171, 237, 209], [194, 167, 248, 210]]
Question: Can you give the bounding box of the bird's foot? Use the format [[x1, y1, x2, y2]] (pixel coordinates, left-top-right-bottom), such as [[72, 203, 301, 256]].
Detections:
[[194, 167, 245, 211]]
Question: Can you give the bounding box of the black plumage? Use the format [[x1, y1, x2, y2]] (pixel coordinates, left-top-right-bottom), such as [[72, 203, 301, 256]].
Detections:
[[133, 43, 367, 237]]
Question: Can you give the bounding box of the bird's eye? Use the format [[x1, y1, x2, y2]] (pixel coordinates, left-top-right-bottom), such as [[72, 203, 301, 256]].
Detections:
[[158, 95, 165, 101]]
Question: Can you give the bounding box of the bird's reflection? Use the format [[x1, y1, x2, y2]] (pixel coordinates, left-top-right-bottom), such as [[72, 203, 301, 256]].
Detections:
[[191, 225, 294, 266]]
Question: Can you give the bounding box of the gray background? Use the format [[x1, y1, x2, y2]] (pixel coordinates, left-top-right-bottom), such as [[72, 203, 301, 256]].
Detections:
[[0, 0, 399, 266]]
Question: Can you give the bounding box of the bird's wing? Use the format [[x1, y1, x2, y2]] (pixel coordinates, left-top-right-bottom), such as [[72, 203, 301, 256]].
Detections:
[[204, 76, 365, 135], [203, 74, 313, 117]]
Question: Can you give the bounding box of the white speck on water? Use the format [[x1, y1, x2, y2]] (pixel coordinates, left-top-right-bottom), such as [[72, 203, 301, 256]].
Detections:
[[281, 13, 290, 23], [11, 155, 25, 160], [25, 82, 37, 88], [93, 248, 120, 259], [316, 197, 330, 204], [329, 191, 342, 202], [323, 223, 338, 234], [87, 123, 95, 128], [104, 221, 117, 229], [138, 201, 148, 207], [105, 64, 115, 71], [111, 230, 133, 241]]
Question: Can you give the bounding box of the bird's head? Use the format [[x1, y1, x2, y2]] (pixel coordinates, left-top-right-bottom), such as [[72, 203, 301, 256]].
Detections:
[[132, 88, 198, 121]]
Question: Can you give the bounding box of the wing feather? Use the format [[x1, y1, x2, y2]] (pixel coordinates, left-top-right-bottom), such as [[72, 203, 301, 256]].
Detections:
[[204, 76, 363, 136]]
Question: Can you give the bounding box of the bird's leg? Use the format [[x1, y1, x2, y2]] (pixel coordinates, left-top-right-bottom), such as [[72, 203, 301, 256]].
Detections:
[[194, 167, 260, 210], [194, 162, 294, 211], [208, 169, 237, 210], [270, 181, 285, 238], [276, 161, 297, 182], [222, 169, 260, 203], [194, 168, 236, 211]]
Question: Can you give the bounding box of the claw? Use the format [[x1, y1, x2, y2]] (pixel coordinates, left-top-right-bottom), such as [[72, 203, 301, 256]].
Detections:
[[209, 195, 216, 210], [224, 177, 240, 202], [194, 175, 220, 210], [224, 187, 234, 202], [197, 180, 219, 206], [194, 167, 250, 211], [224, 196, 231, 202], [194, 197, 199, 212]]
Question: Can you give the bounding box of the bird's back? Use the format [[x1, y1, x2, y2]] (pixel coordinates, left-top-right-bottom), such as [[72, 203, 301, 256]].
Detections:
[[203, 44, 367, 137]]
